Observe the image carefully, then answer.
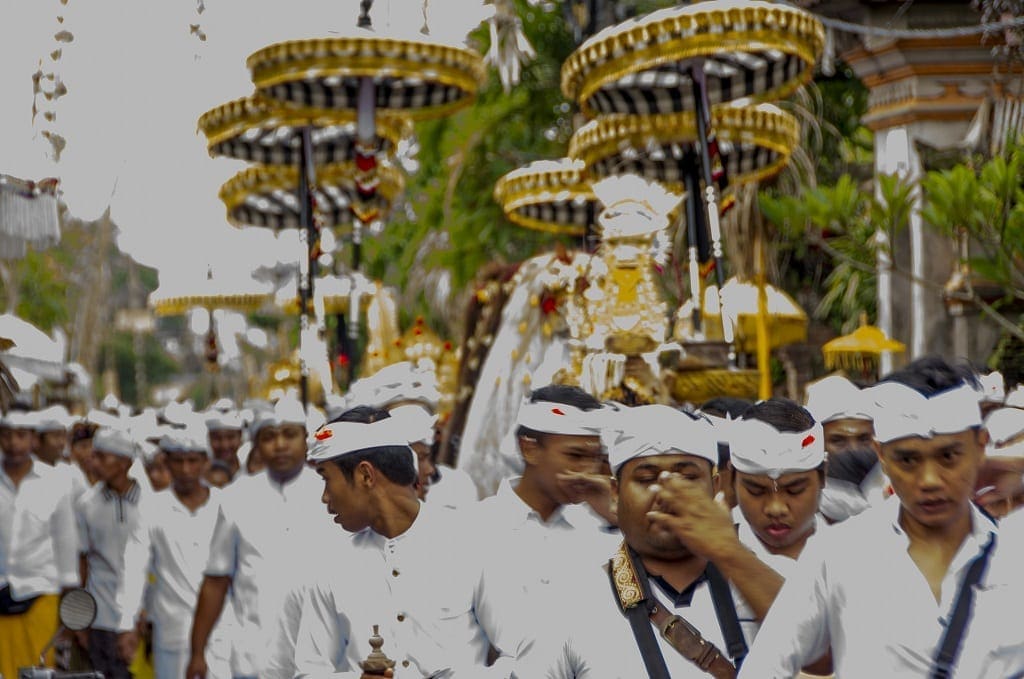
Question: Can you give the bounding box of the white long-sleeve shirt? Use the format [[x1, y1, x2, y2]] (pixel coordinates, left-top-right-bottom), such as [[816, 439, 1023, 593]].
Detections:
[[77, 480, 147, 631], [204, 467, 335, 676], [0, 461, 79, 599], [739, 496, 1022, 678], [292, 500, 533, 678], [120, 487, 234, 651]]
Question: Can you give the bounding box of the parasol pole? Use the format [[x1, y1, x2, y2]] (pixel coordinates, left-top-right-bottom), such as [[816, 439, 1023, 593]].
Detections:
[[755, 221, 771, 399], [690, 61, 736, 364], [681, 151, 705, 335], [297, 127, 318, 410]]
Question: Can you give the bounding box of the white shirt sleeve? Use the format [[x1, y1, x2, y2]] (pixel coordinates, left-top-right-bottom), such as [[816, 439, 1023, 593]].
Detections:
[[738, 539, 832, 678], [116, 507, 153, 631], [292, 582, 360, 679], [473, 551, 537, 678], [75, 493, 91, 556], [204, 497, 238, 577], [49, 483, 81, 589]]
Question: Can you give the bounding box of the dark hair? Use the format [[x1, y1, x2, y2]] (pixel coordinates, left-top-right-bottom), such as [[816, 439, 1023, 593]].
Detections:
[[331, 446, 417, 486], [330, 405, 392, 425], [880, 355, 980, 396], [699, 397, 753, 420], [208, 459, 232, 474], [516, 384, 602, 443], [741, 398, 815, 433]]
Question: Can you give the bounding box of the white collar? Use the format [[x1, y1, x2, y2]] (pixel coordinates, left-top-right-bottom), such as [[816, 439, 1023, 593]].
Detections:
[[497, 477, 576, 529]]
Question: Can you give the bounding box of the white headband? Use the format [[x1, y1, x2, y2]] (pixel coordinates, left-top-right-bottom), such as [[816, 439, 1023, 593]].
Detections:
[[516, 400, 604, 437], [93, 427, 139, 459], [388, 404, 438, 446], [867, 381, 983, 444], [983, 407, 1024, 459], [604, 404, 718, 473], [205, 410, 243, 432], [729, 419, 826, 479], [804, 375, 873, 423], [307, 419, 415, 468], [978, 372, 1005, 404]]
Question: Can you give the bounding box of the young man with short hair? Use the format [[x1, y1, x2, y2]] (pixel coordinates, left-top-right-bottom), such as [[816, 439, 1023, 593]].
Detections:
[[741, 356, 1024, 678], [121, 428, 233, 679], [205, 410, 244, 481], [188, 397, 333, 679], [76, 427, 147, 679], [292, 416, 533, 677], [0, 410, 80, 679]]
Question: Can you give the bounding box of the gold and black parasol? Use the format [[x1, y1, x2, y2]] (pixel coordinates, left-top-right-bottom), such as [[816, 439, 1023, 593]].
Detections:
[[493, 159, 598, 237], [568, 103, 800, 192], [247, 36, 486, 120], [197, 95, 411, 167], [561, 0, 825, 119], [220, 161, 405, 232]]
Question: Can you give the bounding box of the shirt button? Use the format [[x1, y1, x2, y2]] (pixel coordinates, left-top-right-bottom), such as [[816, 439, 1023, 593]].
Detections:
[[397, 614, 405, 622], [392, 569, 399, 577], [402, 661, 410, 668]]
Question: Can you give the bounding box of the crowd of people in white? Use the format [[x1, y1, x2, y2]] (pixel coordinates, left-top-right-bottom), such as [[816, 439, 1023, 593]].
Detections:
[[1, 355, 1023, 678]]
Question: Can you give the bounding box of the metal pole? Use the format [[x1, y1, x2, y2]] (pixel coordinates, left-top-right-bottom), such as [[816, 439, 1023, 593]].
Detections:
[[690, 62, 736, 364], [682, 157, 704, 335], [297, 127, 317, 410]]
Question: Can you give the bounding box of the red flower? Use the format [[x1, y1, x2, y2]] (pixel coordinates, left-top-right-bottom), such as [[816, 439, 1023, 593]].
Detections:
[[801, 435, 815, 448], [540, 294, 558, 315], [314, 428, 333, 441], [551, 408, 565, 416]]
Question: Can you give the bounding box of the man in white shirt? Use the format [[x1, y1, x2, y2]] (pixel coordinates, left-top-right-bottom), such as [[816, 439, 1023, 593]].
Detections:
[[31, 405, 91, 502], [0, 410, 80, 679], [292, 416, 533, 678], [741, 356, 1024, 678], [188, 397, 331, 679], [120, 427, 233, 679], [804, 375, 888, 522], [205, 409, 245, 482], [76, 426, 147, 679], [474, 386, 619, 611], [535, 404, 785, 678]]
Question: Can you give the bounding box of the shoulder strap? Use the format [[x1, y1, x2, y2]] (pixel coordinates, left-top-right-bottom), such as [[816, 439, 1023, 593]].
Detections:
[[705, 562, 748, 668], [607, 546, 672, 679], [930, 532, 997, 679]]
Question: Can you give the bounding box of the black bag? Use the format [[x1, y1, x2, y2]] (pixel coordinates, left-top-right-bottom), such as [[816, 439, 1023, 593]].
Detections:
[[0, 585, 39, 615]]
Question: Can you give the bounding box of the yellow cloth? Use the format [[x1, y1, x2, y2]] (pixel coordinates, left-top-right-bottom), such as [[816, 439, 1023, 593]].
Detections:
[[0, 593, 60, 679]]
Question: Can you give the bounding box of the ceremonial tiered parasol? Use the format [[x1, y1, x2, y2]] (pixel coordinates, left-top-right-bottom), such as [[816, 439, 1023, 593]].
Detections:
[[562, 0, 823, 341], [275, 272, 378, 315], [492, 159, 598, 237], [823, 316, 906, 380]]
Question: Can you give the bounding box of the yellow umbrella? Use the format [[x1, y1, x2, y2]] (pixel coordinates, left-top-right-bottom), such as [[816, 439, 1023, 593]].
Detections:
[[823, 318, 905, 375]]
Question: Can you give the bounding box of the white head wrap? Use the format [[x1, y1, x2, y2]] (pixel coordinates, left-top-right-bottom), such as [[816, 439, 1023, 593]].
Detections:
[[515, 399, 604, 437], [1, 410, 37, 430], [344, 361, 441, 412], [388, 404, 438, 445], [205, 409, 243, 432], [604, 404, 718, 473], [92, 427, 139, 459], [307, 419, 415, 467], [984, 407, 1024, 459], [162, 400, 196, 429], [804, 375, 873, 423], [140, 440, 162, 465], [729, 419, 826, 479], [866, 381, 983, 444], [159, 427, 209, 456], [1006, 385, 1024, 409], [31, 405, 72, 433], [978, 371, 1006, 404], [86, 408, 123, 429]]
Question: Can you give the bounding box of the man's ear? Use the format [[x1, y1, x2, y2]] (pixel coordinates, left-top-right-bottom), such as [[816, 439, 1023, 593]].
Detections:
[[356, 460, 376, 488], [519, 435, 542, 466]]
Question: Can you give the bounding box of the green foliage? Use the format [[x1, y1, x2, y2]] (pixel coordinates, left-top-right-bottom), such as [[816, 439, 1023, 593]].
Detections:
[[762, 173, 913, 333], [11, 248, 72, 332], [922, 144, 1024, 293], [362, 1, 578, 333], [97, 331, 180, 405]]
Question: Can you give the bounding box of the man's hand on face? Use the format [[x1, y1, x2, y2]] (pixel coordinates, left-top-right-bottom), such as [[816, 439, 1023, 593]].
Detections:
[[646, 471, 740, 561], [557, 471, 617, 524]]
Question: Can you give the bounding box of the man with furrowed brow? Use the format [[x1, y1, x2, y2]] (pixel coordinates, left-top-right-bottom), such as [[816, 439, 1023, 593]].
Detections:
[[537, 403, 785, 679]]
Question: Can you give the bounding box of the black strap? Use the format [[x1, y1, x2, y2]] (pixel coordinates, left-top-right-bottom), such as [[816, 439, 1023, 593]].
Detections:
[[607, 549, 672, 679], [706, 562, 748, 669], [930, 533, 997, 679]]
